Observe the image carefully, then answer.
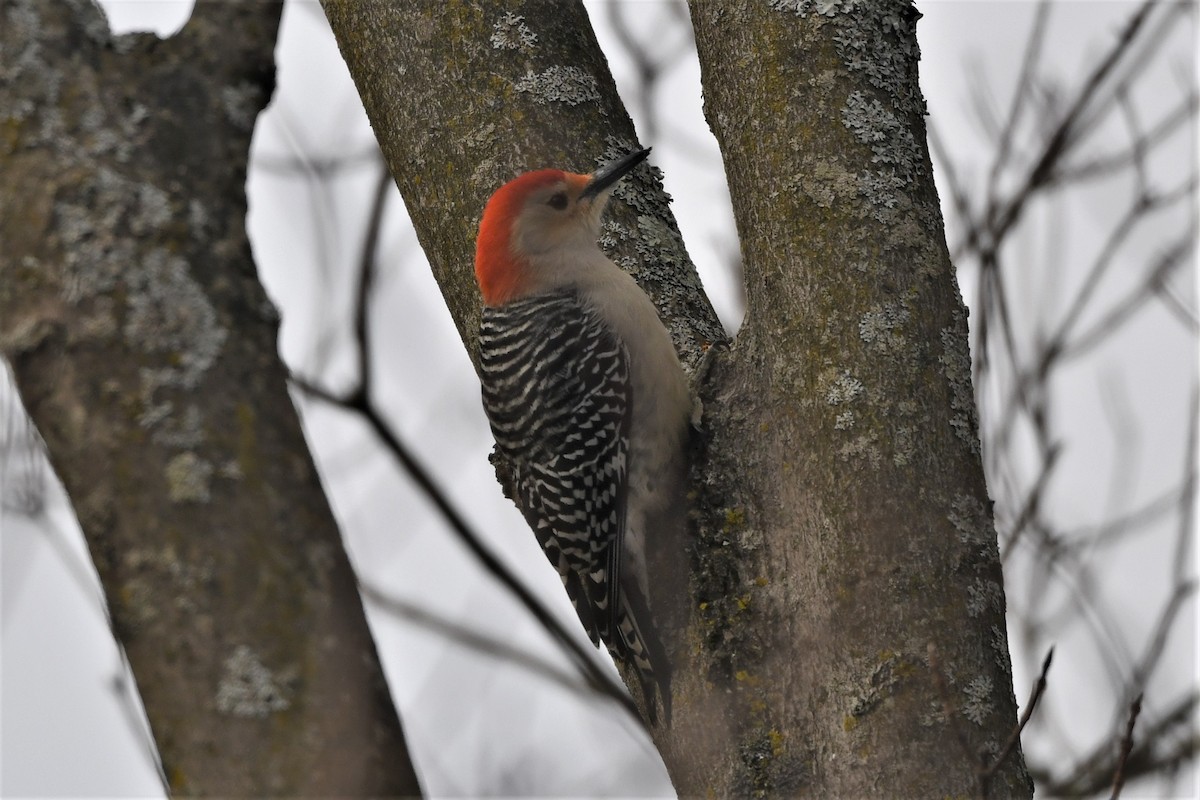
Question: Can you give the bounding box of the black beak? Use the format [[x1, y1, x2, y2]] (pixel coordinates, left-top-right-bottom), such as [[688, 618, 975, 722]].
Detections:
[[580, 147, 651, 200]]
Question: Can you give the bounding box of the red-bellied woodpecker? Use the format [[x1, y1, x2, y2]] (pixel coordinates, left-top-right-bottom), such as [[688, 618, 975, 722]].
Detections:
[[475, 148, 689, 723]]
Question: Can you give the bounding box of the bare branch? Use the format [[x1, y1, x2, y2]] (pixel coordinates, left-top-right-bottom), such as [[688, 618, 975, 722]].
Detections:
[[1059, 88, 1197, 184], [292, 375, 642, 724], [981, 647, 1055, 796], [1032, 693, 1197, 797], [357, 579, 599, 702], [1110, 693, 1144, 800], [985, 0, 1052, 210]]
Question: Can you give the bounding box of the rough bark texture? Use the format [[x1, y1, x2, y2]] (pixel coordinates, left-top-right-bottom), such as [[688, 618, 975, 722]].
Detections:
[[0, 1, 421, 795], [321, 0, 1030, 797], [683, 2, 1032, 796]]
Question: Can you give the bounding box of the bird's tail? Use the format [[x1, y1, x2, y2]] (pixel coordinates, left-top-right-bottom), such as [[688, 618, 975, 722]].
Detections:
[[614, 581, 672, 725]]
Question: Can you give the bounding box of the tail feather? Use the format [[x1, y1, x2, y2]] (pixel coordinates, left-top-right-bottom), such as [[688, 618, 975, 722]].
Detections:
[[614, 580, 672, 725]]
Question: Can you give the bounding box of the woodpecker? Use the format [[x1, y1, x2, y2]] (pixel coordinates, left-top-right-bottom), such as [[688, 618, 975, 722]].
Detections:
[[476, 148, 689, 724]]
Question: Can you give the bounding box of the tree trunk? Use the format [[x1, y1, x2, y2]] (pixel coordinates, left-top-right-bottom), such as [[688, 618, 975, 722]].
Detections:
[[681, 2, 1031, 796], [326, 0, 1031, 796], [0, 1, 420, 795]]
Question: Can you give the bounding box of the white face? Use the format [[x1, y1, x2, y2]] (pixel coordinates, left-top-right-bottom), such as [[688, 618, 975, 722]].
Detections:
[[511, 176, 609, 259]]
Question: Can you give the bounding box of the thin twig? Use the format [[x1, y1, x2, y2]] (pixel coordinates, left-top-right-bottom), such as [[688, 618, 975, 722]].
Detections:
[[990, 648, 1053, 775], [984, 0, 1051, 211], [980, 648, 1055, 797], [987, 1, 1159, 242], [357, 579, 601, 701], [1031, 692, 1197, 795], [999, 445, 1061, 561], [1110, 693, 1143, 800], [292, 376, 642, 724], [353, 160, 391, 391]]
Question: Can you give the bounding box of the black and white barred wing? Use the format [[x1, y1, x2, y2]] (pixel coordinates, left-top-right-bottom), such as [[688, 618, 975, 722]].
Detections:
[[479, 291, 630, 647]]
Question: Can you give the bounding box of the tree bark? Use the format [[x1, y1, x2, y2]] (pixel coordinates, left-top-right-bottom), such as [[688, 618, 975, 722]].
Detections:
[[680, 3, 1030, 796], [322, 0, 1031, 796], [0, 1, 420, 795]]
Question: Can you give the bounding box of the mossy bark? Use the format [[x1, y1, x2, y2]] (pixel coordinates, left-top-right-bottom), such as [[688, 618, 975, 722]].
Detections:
[[0, 1, 420, 795], [322, 0, 1030, 797], [683, 2, 1032, 796]]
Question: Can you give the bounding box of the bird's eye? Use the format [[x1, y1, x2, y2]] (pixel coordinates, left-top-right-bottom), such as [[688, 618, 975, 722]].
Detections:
[[547, 192, 569, 210]]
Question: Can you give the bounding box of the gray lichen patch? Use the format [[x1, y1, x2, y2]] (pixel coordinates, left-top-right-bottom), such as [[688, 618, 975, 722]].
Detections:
[[842, 649, 912, 721], [892, 424, 915, 466], [1, 4, 150, 162], [990, 624, 1014, 674], [788, 158, 858, 209], [215, 645, 292, 718], [9, 0, 239, 468], [822, 369, 878, 461], [599, 137, 672, 219], [938, 309, 981, 455], [55, 169, 141, 302], [841, 91, 922, 217], [836, 431, 882, 468], [823, 369, 864, 406], [593, 136, 724, 367], [165, 451, 213, 503], [514, 66, 599, 106], [634, 214, 689, 277], [54, 170, 229, 414], [127, 249, 228, 445], [125, 249, 227, 387], [462, 122, 497, 152], [830, 7, 925, 115], [121, 543, 215, 625], [841, 92, 919, 183], [774, 2, 931, 224], [220, 82, 265, 132], [218, 459, 244, 480], [769, 0, 861, 17], [490, 12, 537, 51], [947, 493, 993, 551], [855, 171, 906, 223], [858, 300, 911, 353], [966, 578, 1004, 619], [961, 674, 995, 725], [152, 404, 206, 448]]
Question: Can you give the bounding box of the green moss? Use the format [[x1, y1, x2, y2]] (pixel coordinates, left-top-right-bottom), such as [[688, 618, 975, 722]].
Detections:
[[724, 506, 747, 529], [1, 115, 24, 153], [166, 764, 187, 793], [734, 724, 809, 797]]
